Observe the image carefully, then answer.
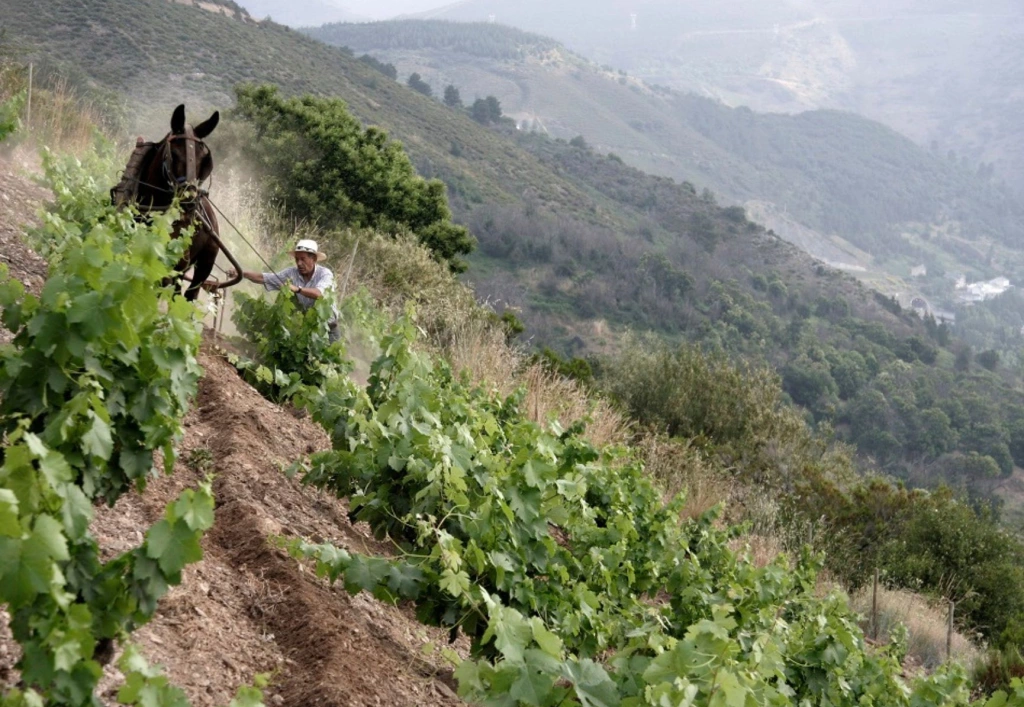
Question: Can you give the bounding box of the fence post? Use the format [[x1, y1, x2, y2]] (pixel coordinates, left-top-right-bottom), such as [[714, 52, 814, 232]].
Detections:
[[26, 63, 33, 129], [947, 600, 955, 660], [871, 567, 879, 641], [340, 238, 359, 300]]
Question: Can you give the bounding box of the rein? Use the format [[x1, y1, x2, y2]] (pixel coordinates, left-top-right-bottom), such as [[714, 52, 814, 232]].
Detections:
[[162, 125, 200, 186]]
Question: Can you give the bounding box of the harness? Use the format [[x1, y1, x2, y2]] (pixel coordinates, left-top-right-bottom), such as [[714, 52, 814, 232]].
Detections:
[[109, 124, 245, 297], [162, 124, 201, 190], [111, 126, 208, 210]]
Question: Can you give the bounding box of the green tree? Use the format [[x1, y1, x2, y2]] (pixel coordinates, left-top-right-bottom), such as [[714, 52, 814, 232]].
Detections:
[[471, 95, 502, 125], [232, 84, 474, 269], [406, 72, 433, 97], [955, 345, 973, 371], [912, 407, 956, 458], [569, 135, 588, 149], [443, 84, 462, 108], [358, 54, 397, 79], [782, 355, 837, 410], [978, 348, 1001, 371]]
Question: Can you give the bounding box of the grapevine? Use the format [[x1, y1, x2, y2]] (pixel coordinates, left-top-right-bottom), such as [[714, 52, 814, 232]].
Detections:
[[0, 148, 261, 705], [284, 311, 1024, 707]]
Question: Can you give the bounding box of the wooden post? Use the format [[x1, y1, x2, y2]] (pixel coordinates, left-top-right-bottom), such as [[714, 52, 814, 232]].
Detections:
[[947, 600, 954, 660], [340, 239, 360, 300], [871, 567, 879, 641], [25, 63, 33, 129]]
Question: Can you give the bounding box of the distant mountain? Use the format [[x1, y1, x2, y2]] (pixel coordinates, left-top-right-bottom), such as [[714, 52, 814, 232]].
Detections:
[[234, 0, 454, 24], [416, 0, 1024, 194], [236, 0, 370, 25], [310, 19, 1024, 313]]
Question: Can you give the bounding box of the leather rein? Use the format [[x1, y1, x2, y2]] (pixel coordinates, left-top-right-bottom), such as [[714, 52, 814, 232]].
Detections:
[[159, 125, 207, 205]]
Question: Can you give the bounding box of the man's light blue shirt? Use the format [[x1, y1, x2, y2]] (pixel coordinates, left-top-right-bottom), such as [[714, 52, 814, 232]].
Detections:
[[262, 264, 339, 326]]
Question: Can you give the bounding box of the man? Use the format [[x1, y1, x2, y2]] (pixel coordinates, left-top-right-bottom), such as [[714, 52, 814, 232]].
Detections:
[[229, 239, 341, 343]]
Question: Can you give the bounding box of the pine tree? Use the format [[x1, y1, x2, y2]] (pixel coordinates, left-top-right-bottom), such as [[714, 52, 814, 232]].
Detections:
[[443, 84, 462, 108], [407, 72, 433, 97]]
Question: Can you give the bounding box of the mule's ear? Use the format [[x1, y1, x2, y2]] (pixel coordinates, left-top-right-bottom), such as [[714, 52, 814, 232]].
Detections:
[[194, 111, 220, 139], [171, 104, 186, 134]]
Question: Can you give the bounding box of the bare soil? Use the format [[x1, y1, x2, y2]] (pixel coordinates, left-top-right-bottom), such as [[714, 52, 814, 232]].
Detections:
[[0, 157, 466, 705], [0, 154, 48, 297]]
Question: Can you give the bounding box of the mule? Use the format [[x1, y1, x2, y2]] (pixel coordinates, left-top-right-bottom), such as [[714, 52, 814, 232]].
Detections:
[[131, 104, 239, 300]]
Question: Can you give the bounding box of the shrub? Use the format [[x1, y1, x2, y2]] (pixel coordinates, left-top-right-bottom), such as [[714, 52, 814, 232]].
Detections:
[[232, 84, 475, 269]]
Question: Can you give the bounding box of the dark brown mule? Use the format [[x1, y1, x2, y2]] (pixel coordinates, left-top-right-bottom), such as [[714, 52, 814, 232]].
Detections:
[[131, 104, 240, 300]]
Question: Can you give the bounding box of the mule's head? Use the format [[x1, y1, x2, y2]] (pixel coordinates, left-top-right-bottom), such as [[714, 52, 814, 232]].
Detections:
[[162, 104, 219, 193]]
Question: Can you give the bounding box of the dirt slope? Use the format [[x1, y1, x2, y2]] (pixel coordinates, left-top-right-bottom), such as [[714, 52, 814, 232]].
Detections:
[[0, 157, 465, 706], [0, 155, 48, 295], [89, 344, 464, 706]]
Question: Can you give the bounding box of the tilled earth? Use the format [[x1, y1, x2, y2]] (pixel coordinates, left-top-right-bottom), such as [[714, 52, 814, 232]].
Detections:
[[0, 155, 466, 705]]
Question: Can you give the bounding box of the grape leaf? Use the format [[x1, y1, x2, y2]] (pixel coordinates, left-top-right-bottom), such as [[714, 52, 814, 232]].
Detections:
[[145, 519, 203, 577]]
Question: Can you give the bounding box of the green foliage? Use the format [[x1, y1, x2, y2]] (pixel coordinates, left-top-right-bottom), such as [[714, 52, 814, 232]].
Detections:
[[0, 89, 24, 142], [975, 649, 1024, 698], [285, 314, 1006, 706], [603, 336, 1024, 647], [407, 72, 433, 97], [231, 84, 474, 269], [6, 148, 202, 503], [231, 287, 349, 402], [530, 347, 593, 384], [471, 96, 503, 125], [358, 53, 397, 79], [443, 84, 462, 108], [603, 338, 822, 484], [793, 476, 1024, 647], [0, 150, 241, 704], [978, 349, 1001, 371]]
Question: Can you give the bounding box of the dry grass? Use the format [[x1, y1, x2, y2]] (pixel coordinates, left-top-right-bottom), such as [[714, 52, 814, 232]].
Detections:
[[637, 434, 730, 517], [728, 533, 788, 569], [312, 227, 632, 449], [1, 63, 116, 154], [849, 585, 982, 670], [26, 76, 112, 153]]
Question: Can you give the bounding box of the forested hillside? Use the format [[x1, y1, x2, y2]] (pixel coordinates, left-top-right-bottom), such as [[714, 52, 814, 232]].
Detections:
[[6, 0, 1024, 512], [311, 19, 1024, 331], [7, 3, 1024, 701], [417, 0, 1024, 196]]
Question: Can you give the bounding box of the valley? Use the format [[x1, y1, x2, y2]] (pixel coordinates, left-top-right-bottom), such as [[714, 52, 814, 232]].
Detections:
[[4, 1, 1024, 701]]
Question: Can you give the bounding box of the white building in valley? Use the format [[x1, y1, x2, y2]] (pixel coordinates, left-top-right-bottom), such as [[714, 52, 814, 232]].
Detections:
[[955, 275, 1012, 303]]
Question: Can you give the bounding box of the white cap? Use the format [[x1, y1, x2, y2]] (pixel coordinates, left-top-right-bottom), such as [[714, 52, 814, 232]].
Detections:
[[290, 238, 326, 262]]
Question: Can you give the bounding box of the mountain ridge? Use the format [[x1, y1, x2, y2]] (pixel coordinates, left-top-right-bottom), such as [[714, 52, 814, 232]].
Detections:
[[414, 0, 1024, 194]]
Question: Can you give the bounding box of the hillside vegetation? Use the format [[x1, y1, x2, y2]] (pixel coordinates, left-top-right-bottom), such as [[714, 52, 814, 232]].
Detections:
[[312, 20, 1024, 316], [6, 32, 1024, 701], [418, 0, 1024, 197], [8, 3, 1024, 680], [8, 0, 1024, 513]]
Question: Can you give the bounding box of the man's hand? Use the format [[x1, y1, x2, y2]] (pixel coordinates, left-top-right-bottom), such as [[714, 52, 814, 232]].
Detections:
[[228, 269, 265, 284]]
